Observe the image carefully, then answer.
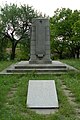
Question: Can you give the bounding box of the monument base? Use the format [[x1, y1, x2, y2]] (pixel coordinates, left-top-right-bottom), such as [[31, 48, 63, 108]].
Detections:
[[0, 61, 77, 74], [29, 59, 52, 64]]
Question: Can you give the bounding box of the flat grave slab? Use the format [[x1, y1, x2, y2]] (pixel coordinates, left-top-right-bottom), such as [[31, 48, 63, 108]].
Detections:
[[27, 80, 59, 108]]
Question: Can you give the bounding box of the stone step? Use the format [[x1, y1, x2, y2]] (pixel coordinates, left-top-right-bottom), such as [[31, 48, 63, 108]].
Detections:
[[1, 61, 76, 74], [6, 68, 67, 73], [15, 65, 66, 69]]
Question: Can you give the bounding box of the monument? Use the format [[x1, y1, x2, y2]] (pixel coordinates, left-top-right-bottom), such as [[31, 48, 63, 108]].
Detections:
[[3, 17, 76, 74], [29, 18, 52, 64]]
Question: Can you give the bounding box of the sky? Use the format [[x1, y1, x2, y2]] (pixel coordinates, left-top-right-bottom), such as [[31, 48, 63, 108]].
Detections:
[[0, 0, 80, 16]]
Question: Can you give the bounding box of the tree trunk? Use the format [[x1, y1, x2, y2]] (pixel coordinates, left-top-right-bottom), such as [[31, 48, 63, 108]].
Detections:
[[76, 48, 79, 59], [71, 48, 75, 58], [11, 42, 16, 60], [59, 52, 63, 59]]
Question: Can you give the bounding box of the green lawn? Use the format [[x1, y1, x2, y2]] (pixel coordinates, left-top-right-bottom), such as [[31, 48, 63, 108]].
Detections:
[[0, 59, 80, 120], [0, 61, 16, 72], [61, 59, 80, 70]]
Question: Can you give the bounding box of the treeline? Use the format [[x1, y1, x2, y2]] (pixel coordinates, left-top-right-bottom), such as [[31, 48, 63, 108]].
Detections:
[[0, 4, 80, 60], [50, 8, 80, 59]]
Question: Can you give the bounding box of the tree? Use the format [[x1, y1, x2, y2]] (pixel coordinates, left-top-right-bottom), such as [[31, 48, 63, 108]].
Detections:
[[19, 35, 30, 60], [50, 8, 72, 59], [72, 20, 80, 58], [0, 22, 8, 60], [0, 36, 8, 60], [0, 4, 38, 60], [68, 10, 80, 58], [50, 8, 80, 59]]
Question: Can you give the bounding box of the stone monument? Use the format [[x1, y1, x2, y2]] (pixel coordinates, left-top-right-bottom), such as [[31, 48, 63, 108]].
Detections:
[[29, 18, 52, 64], [3, 18, 76, 74]]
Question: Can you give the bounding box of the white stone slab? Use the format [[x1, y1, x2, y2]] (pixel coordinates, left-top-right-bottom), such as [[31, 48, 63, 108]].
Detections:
[[27, 80, 59, 108]]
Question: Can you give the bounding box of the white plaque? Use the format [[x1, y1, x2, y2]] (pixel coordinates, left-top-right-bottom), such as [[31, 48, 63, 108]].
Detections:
[[27, 80, 59, 108]]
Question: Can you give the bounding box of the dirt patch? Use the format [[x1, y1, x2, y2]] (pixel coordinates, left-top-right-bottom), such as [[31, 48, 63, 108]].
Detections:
[[61, 80, 80, 119], [5, 83, 18, 108]]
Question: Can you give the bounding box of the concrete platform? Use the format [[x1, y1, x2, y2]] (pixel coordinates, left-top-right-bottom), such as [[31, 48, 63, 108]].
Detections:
[[27, 80, 59, 114], [0, 61, 77, 74], [30, 108, 58, 114]]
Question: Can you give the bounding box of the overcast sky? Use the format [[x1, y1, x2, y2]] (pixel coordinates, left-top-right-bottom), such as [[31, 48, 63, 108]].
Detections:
[[0, 0, 80, 16]]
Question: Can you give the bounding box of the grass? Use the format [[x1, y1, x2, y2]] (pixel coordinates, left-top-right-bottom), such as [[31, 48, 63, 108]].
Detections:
[[0, 60, 16, 72], [61, 59, 80, 70], [0, 59, 80, 120], [60, 73, 80, 103]]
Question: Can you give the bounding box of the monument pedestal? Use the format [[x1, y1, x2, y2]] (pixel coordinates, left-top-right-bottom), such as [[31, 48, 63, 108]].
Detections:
[[5, 60, 74, 74], [29, 59, 52, 64], [3, 60, 76, 74]]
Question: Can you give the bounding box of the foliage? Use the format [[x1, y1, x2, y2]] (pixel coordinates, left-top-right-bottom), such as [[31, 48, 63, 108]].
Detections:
[[50, 8, 80, 59], [0, 60, 15, 71], [0, 30, 8, 60], [61, 59, 80, 70], [19, 37, 30, 60], [72, 20, 80, 58], [0, 4, 39, 60]]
